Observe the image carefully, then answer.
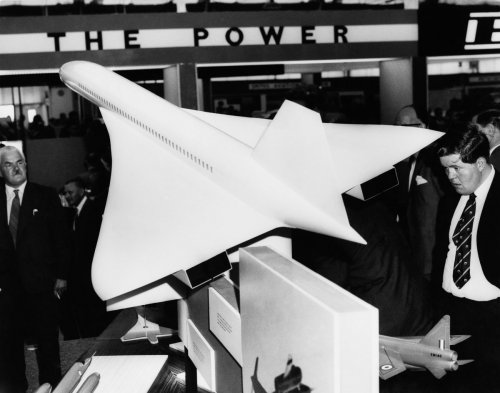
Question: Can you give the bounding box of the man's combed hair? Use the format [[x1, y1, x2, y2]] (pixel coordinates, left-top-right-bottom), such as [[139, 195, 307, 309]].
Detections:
[[476, 109, 500, 130], [437, 124, 490, 164], [0, 145, 25, 162], [64, 177, 85, 189]]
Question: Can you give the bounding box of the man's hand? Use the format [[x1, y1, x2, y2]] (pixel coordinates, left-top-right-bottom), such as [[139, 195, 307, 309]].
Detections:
[[54, 278, 67, 300]]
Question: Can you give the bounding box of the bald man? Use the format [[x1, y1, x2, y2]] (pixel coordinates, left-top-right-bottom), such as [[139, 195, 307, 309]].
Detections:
[[391, 105, 451, 280]]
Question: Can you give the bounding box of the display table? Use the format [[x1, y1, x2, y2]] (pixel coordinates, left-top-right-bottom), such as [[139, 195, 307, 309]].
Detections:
[[73, 308, 199, 393]]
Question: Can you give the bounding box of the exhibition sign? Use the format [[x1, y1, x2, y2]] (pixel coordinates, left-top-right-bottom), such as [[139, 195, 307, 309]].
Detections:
[[420, 5, 500, 57], [0, 10, 417, 69]]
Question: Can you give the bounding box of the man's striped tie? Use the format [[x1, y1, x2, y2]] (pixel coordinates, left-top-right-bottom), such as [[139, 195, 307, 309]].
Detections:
[[452, 193, 476, 289], [9, 189, 20, 246]]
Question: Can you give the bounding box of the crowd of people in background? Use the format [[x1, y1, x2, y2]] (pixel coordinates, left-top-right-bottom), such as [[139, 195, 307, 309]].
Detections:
[[245, 84, 480, 132], [0, 110, 97, 142], [0, 87, 481, 143]]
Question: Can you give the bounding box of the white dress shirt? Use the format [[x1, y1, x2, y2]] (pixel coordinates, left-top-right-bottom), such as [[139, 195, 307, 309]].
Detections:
[[75, 195, 88, 217], [442, 169, 500, 301], [491, 144, 500, 155], [5, 181, 27, 224]]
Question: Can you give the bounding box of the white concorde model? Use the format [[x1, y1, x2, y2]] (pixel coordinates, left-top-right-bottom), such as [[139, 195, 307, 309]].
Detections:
[[59, 61, 443, 310]]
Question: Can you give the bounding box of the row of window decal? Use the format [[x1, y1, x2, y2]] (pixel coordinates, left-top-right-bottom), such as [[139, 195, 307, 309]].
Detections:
[[78, 82, 214, 173]]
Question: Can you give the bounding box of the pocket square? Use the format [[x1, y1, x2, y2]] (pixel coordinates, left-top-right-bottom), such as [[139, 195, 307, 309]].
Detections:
[[415, 175, 428, 186]]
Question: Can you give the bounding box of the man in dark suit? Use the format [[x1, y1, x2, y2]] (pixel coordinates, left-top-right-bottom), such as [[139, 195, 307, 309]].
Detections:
[[474, 108, 500, 171], [0, 145, 71, 389], [433, 125, 500, 391], [0, 226, 25, 393], [61, 177, 109, 339], [293, 194, 434, 338], [390, 105, 451, 280]]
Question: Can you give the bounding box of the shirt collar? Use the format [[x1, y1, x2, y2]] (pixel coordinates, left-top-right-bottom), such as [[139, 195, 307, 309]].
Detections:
[[473, 166, 495, 201], [491, 143, 500, 154], [75, 195, 87, 215], [5, 181, 27, 197]]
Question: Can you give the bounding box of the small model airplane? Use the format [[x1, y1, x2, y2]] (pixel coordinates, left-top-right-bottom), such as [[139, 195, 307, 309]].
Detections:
[[379, 315, 473, 380], [59, 61, 443, 310]]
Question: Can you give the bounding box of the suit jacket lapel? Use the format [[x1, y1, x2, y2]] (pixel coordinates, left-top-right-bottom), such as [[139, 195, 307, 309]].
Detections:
[[0, 181, 8, 228], [476, 172, 500, 282], [18, 182, 35, 239], [409, 156, 423, 192], [478, 173, 500, 248]]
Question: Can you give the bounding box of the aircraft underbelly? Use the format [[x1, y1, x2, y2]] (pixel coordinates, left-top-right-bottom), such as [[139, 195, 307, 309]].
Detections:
[[92, 109, 280, 301]]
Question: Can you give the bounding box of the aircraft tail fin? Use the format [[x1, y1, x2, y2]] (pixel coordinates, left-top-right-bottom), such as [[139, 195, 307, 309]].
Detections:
[[251, 357, 269, 393], [253, 357, 259, 377], [252, 100, 345, 220], [420, 315, 451, 349], [458, 359, 474, 366]]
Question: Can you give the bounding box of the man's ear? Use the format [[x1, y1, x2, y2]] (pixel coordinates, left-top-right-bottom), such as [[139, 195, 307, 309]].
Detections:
[[476, 157, 487, 171], [493, 124, 500, 137]]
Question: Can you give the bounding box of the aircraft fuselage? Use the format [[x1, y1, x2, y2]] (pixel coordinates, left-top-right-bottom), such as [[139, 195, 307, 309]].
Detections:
[[380, 335, 459, 372]]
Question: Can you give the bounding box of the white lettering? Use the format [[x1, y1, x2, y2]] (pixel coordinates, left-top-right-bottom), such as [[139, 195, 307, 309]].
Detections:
[[465, 19, 478, 43]]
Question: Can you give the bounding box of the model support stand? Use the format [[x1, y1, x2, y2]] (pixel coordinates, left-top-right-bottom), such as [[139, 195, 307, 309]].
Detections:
[[121, 306, 176, 345]]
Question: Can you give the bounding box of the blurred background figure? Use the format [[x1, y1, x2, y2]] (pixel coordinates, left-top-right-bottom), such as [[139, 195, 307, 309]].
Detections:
[[27, 114, 55, 139], [0, 116, 17, 141], [428, 107, 447, 132], [59, 111, 83, 138], [474, 108, 500, 171], [60, 177, 112, 339]]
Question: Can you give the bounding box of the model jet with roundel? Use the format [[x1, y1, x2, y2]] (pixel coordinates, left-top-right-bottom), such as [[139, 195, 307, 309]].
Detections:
[[379, 315, 473, 380], [59, 61, 443, 310]]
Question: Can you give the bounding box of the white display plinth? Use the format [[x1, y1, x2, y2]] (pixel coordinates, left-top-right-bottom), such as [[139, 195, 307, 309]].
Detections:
[[240, 246, 379, 393]]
